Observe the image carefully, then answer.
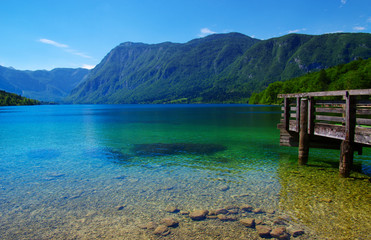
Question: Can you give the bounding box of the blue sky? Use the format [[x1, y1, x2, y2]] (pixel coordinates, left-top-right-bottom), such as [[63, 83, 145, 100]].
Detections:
[[0, 0, 370, 70]]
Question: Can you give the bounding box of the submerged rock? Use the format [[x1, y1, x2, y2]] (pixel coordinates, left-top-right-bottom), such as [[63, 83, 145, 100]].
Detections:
[[139, 222, 157, 230], [179, 210, 189, 215], [217, 214, 237, 221], [161, 218, 179, 228], [219, 185, 230, 191], [289, 228, 305, 237], [153, 225, 170, 236], [241, 204, 253, 212], [189, 210, 209, 221], [225, 205, 239, 210], [271, 227, 290, 240], [165, 206, 179, 213], [228, 208, 239, 214], [256, 225, 272, 238], [215, 209, 228, 215], [116, 205, 126, 210], [252, 208, 264, 214], [240, 218, 255, 228]]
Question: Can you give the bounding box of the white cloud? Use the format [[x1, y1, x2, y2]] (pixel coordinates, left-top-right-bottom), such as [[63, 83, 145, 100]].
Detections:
[[81, 64, 95, 70], [288, 28, 307, 34], [39, 38, 68, 48], [353, 26, 366, 31], [65, 49, 93, 59], [367, 17, 371, 23], [341, 0, 347, 5], [198, 28, 217, 37], [39, 38, 92, 59]]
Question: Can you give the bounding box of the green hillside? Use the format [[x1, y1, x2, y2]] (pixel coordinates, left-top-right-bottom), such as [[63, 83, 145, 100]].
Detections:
[[0, 90, 40, 106], [66, 32, 371, 104], [249, 58, 371, 104], [0, 66, 89, 102]]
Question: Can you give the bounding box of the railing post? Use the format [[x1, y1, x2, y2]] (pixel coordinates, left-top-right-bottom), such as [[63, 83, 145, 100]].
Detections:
[[283, 98, 290, 131], [339, 92, 356, 177], [308, 97, 315, 135], [296, 97, 300, 132], [299, 98, 309, 165]]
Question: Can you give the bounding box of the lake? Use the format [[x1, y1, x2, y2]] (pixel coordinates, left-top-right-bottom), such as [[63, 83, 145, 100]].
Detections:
[[0, 104, 370, 239]]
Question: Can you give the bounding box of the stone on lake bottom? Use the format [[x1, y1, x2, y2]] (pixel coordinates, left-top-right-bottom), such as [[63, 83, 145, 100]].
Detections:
[[116, 205, 125, 210], [240, 204, 253, 212], [153, 225, 170, 236], [271, 227, 290, 240], [255, 219, 263, 225], [240, 218, 255, 228], [253, 208, 264, 214], [225, 205, 239, 210], [217, 214, 237, 221], [266, 209, 276, 214], [161, 218, 179, 228], [256, 225, 272, 238], [273, 219, 287, 225], [139, 222, 157, 230], [189, 210, 209, 221], [180, 210, 189, 215], [290, 228, 305, 237], [165, 206, 179, 213], [215, 208, 228, 215], [228, 208, 239, 214], [208, 210, 217, 215], [219, 185, 230, 191]]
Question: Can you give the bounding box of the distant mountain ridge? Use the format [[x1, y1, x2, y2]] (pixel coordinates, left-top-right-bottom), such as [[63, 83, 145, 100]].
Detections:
[[0, 66, 90, 102], [67, 32, 371, 104]]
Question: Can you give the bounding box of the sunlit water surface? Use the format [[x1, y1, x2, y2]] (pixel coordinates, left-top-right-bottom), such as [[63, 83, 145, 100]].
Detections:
[[0, 104, 370, 239]]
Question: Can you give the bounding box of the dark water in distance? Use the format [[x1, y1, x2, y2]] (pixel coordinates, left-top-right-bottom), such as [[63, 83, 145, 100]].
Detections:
[[0, 104, 370, 239]]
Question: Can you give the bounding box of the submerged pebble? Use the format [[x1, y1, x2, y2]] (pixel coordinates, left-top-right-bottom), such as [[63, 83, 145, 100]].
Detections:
[[217, 214, 237, 221], [256, 225, 272, 238], [240, 218, 255, 228], [153, 225, 170, 236], [160, 218, 179, 228], [189, 210, 209, 221], [165, 206, 179, 213], [219, 185, 230, 191], [270, 227, 289, 240]]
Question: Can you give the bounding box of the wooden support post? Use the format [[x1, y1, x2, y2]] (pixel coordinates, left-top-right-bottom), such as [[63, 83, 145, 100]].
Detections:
[[283, 98, 290, 131], [299, 98, 309, 165], [339, 92, 356, 177]]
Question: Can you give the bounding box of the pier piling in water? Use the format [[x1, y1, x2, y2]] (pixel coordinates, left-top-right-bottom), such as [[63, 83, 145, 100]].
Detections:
[[298, 98, 309, 165], [277, 89, 371, 177]]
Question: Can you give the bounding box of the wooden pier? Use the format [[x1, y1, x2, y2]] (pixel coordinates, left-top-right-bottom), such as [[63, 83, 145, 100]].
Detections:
[[277, 89, 371, 177]]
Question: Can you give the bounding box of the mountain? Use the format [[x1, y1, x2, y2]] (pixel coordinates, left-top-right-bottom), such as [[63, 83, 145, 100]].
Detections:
[[67, 33, 259, 103], [249, 58, 371, 104], [67, 32, 371, 104], [0, 66, 90, 102]]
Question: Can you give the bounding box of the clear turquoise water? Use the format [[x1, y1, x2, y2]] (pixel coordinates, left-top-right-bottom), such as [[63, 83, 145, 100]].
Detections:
[[0, 104, 370, 239]]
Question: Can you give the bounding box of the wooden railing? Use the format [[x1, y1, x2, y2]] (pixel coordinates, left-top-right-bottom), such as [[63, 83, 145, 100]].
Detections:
[[277, 89, 371, 177]]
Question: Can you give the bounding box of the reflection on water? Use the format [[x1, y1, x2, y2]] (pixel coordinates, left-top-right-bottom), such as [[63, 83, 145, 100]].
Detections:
[[0, 104, 370, 239]]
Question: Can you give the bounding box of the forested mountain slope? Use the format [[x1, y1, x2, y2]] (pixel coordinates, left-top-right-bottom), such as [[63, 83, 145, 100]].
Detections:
[[66, 32, 371, 104]]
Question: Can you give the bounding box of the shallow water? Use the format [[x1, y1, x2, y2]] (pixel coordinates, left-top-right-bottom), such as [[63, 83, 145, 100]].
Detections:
[[0, 104, 370, 239]]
